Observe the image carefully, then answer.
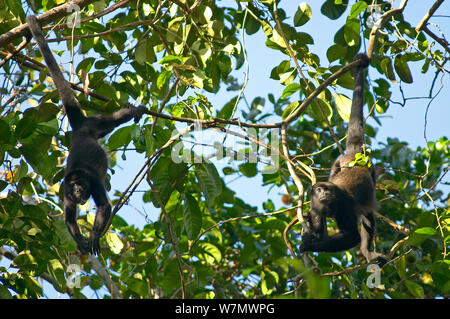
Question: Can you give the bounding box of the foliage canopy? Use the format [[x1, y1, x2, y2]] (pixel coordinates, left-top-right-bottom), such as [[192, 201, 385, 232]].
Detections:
[[0, 0, 449, 299]]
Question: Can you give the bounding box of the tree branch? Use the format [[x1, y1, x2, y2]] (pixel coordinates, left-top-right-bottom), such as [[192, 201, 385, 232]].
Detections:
[[367, 0, 408, 58], [415, 0, 445, 31], [0, 0, 98, 48]]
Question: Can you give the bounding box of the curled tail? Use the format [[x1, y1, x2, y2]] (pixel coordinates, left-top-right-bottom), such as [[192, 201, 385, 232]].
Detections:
[[346, 53, 370, 155], [27, 15, 84, 128]]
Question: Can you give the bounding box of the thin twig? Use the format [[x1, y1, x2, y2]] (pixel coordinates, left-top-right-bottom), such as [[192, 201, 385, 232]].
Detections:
[[367, 0, 408, 58]]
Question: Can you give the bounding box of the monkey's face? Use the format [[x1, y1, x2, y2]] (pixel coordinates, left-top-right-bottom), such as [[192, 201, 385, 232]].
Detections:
[[312, 182, 337, 204], [67, 175, 90, 204]]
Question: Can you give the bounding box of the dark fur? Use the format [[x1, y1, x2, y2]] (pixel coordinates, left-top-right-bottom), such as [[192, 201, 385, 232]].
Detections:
[[300, 54, 387, 266], [27, 16, 147, 255]]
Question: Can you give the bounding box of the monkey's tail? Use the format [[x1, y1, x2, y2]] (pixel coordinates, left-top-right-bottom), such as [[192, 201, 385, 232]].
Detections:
[[346, 53, 370, 155], [26, 15, 84, 128], [283, 216, 299, 259]]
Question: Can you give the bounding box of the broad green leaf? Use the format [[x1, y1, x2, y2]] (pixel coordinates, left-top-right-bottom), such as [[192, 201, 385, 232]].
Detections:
[[238, 162, 257, 177], [135, 39, 156, 65], [327, 44, 347, 62], [107, 125, 134, 150], [48, 259, 65, 284], [15, 110, 38, 140], [0, 118, 11, 144], [405, 280, 424, 298], [404, 227, 437, 247], [344, 19, 360, 47], [321, 0, 348, 20], [395, 255, 406, 279], [335, 94, 352, 122], [184, 194, 202, 240], [159, 55, 189, 65], [106, 232, 124, 254], [415, 227, 438, 236], [76, 57, 95, 74], [380, 57, 396, 82], [281, 83, 301, 99], [308, 98, 332, 122], [271, 29, 286, 48], [394, 55, 413, 83], [157, 70, 172, 89], [195, 163, 223, 207], [282, 101, 299, 120], [198, 243, 222, 264], [294, 3, 312, 27], [53, 220, 77, 251], [348, 1, 367, 20]]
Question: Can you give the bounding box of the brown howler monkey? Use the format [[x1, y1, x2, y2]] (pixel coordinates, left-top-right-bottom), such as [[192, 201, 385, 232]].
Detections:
[[299, 54, 387, 266], [27, 15, 147, 255]]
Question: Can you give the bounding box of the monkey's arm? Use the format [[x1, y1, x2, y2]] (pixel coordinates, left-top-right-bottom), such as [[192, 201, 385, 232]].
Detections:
[[26, 15, 85, 129], [64, 198, 89, 255], [96, 105, 147, 138]]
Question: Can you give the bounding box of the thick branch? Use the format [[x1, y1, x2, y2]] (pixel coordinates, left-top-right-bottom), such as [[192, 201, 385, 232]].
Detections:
[[87, 255, 122, 299], [0, 0, 98, 48], [415, 0, 445, 31]]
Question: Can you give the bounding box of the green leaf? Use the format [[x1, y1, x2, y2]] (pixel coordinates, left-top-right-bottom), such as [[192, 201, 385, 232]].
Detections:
[[348, 1, 367, 20], [281, 83, 301, 99], [394, 55, 413, 83], [343, 19, 360, 47], [294, 3, 312, 27], [0, 118, 11, 144], [159, 55, 189, 65], [415, 227, 438, 236], [53, 220, 77, 251], [327, 44, 347, 62], [198, 243, 222, 264], [394, 256, 406, 279], [321, 0, 348, 20], [195, 163, 223, 207], [308, 97, 332, 122], [183, 194, 202, 240], [405, 280, 424, 298], [135, 39, 156, 65], [15, 110, 38, 140], [238, 162, 257, 177], [48, 259, 65, 284], [282, 101, 299, 120], [157, 70, 172, 89], [76, 57, 96, 74], [107, 125, 134, 150], [404, 227, 437, 247], [105, 232, 124, 254], [335, 94, 352, 122], [380, 57, 396, 82]]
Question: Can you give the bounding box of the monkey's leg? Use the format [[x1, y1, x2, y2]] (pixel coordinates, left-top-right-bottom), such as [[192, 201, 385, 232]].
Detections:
[[360, 212, 388, 266], [64, 198, 89, 255], [360, 212, 376, 257], [88, 178, 111, 255]]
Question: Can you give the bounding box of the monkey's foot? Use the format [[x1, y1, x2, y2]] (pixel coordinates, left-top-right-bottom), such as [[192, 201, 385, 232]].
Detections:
[[88, 235, 101, 256]]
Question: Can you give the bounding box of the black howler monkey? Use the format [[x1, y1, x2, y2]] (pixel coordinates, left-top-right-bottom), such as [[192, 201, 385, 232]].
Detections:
[[27, 15, 147, 255], [300, 54, 387, 266]]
